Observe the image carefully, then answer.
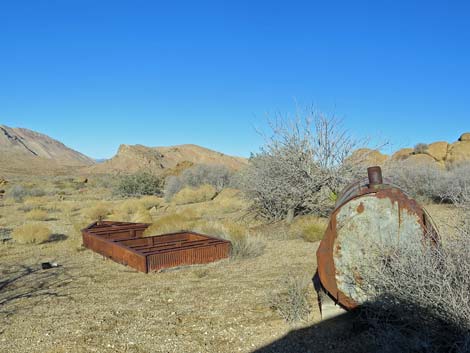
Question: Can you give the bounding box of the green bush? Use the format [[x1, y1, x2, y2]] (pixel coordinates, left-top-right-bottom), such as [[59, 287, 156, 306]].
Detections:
[[114, 172, 163, 197]]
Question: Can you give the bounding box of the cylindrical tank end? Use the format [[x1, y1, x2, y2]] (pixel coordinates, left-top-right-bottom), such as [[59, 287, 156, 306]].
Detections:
[[367, 166, 383, 186]]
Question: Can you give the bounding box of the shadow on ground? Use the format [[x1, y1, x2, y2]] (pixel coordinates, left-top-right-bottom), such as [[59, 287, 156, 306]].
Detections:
[[253, 299, 470, 353], [253, 310, 373, 353], [0, 264, 73, 317]]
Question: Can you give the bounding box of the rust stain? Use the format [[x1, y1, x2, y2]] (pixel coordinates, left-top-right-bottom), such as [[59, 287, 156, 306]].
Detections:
[[82, 221, 231, 273], [356, 202, 365, 213], [315, 166, 440, 311]]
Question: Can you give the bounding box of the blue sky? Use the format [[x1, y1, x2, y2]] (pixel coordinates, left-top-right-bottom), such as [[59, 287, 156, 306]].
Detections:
[[1, 1, 469, 159]]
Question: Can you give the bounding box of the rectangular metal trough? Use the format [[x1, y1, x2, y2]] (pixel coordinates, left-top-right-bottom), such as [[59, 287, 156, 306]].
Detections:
[[82, 221, 231, 273]]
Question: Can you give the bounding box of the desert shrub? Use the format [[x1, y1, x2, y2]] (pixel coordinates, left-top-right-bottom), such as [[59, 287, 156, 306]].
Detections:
[[237, 109, 371, 221], [194, 221, 265, 259], [69, 218, 90, 250], [82, 202, 111, 221], [6, 185, 46, 202], [143, 211, 198, 236], [115, 172, 163, 197], [386, 162, 470, 203], [413, 143, 429, 154], [26, 209, 49, 221], [164, 176, 182, 201], [12, 223, 52, 244], [229, 234, 266, 259], [164, 164, 232, 200], [356, 195, 470, 352], [172, 184, 217, 205], [114, 199, 145, 215], [269, 274, 312, 323], [130, 209, 153, 223], [88, 174, 119, 189], [289, 215, 327, 242], [212, 188, 247, 213], [139, 195, 162, 210]]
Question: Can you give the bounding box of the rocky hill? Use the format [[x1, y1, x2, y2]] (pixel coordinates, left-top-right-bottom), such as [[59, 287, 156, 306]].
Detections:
[[0, 125, 96, 176], [0, 125, 95, 166], [86, 144, 248, 175], [352, 133, 470, 168]]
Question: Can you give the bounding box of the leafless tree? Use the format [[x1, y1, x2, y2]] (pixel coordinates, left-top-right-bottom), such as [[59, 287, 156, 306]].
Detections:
[[238, 109, 373, 220]]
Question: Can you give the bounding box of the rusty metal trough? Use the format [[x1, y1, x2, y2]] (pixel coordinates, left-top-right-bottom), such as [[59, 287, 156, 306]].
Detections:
[[82, 221, 231, 273], [316, 166, 439, 311]]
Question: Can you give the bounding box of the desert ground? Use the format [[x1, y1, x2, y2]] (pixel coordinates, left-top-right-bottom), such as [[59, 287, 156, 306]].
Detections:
[[0, 175, 456, 353]]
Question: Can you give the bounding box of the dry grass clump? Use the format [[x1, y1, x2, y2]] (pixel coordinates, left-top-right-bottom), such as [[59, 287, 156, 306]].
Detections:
[[130, 209, 153, 223], [106, 199, 154, 223], [268, 274, 312, 323], [82, 202, 112, 221], [289, 215, 327, 242], [212, 188, 247, 213], [26, 208, 49, 221], [172, 184, 217, 205], [12, 223, 52, 244], [110, 199, 144, 220], [138, 195, 163, 210], [195, 221, 265, 259], [143, 211, 198, 236], [23, 196, 47, 208]]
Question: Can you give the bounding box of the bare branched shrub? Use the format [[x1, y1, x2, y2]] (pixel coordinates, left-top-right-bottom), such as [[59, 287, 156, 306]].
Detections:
[[356, 196, 470, 352], [238, 109, 372, 220], [164, 164, 232, 201], [269, 274, 312, 323], [386, 162, 470, 203]]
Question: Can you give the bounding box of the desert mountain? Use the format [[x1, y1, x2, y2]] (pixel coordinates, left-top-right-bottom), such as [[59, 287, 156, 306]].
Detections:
[[0, 125, 96, 176], [351, 133, 470, 168], [88, 144, 247, 175], [0, 125, 95, 166]]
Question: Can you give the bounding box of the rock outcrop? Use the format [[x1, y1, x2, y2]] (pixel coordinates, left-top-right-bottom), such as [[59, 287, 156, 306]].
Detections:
[[87, 144, 247, 175], [387, 133, 470, 168]]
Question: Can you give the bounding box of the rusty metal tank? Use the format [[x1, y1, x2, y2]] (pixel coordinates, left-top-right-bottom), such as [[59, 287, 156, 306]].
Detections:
[[316, 166, 439, 311]]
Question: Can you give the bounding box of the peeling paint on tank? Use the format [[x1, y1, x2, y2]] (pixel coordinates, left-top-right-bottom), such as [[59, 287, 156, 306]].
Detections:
[[333, 195, 423, 304]]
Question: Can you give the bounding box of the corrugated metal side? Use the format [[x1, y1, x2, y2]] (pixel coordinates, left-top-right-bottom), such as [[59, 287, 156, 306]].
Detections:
[[82, 229, 147, 272], [82, 224, 231, 273], [147, 243, 230, 272]]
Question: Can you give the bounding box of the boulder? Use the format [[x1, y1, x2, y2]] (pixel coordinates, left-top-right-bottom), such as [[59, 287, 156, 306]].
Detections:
[[426, 141, 449, 162], [391, 148, 413, 161], [447, 141, 470, 165], [404, 153, 438, 166], [349, 148, 388, 167], [458, 133, 470, 142]]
